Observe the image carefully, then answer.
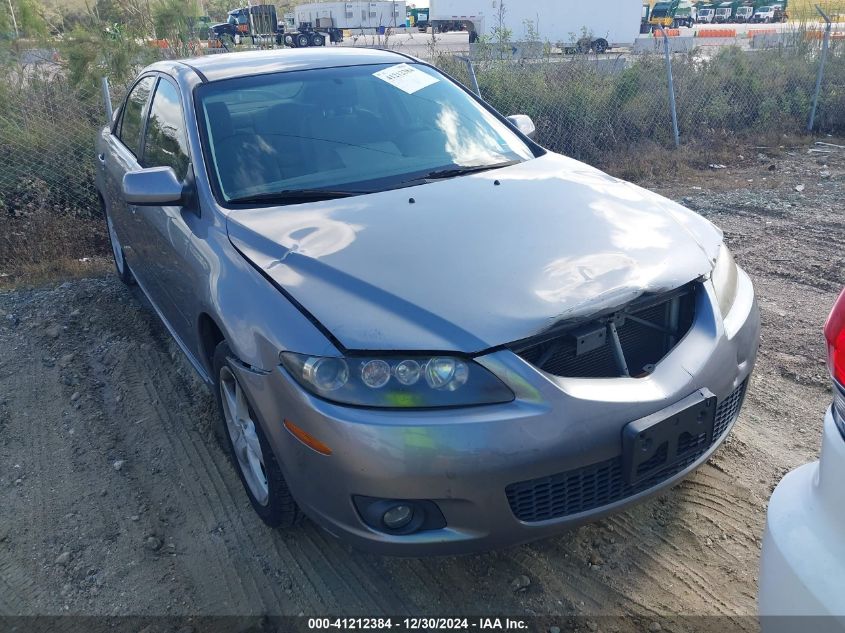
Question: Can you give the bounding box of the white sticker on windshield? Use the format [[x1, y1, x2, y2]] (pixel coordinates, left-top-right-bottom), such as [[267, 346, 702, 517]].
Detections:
[[373, 63, 439, 94]]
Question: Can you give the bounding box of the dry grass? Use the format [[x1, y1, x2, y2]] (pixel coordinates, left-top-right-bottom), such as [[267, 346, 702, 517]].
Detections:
[[600, 132, 810, 183], [0, 257, 113, 290], [0, 212, 110, 289]]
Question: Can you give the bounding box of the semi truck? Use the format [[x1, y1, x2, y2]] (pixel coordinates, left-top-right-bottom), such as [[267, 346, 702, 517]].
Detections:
[[281, 2, 407, 46], [293, 1, 407, 34], [750, 2, 789, 22], [407, 7, 430, 30], [209, 5, 281, 45], [695, 2, 716, 22], [714, 1, 735, 22], [281, 20, 344, 47], [431, 0, 641, 52], [649, 0, 696, 28]]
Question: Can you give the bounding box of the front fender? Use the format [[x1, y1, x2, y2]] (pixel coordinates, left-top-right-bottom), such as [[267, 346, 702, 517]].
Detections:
[[195, 223, 339, 375]]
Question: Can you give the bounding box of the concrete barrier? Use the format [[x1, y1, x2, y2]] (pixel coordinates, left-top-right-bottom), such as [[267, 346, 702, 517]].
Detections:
[[633, 35, 696, 53], [694, 36, 741, 46], [750, 33, 791, 48]]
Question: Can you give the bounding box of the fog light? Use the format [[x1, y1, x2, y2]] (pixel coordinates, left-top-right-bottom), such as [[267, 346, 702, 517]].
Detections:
[[353, 496, 446, 534], [382, 504, 414, 529]]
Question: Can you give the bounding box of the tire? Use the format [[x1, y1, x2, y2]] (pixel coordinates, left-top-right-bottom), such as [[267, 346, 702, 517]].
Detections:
[[103, 198, 134, 285], [213, 341, 302, 528], [592, 38, 608, 54], [296, 33, 310, 47], [311, 33, 324, 46], [284, 33, 295, 47]]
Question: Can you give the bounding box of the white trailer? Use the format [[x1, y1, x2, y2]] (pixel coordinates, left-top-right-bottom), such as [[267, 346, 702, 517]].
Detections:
[[429, 0, 641, 51], [294, 1, 407, 33]]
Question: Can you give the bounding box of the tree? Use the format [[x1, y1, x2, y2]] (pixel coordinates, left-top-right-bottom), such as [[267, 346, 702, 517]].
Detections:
[[1, 0, 48, 38]]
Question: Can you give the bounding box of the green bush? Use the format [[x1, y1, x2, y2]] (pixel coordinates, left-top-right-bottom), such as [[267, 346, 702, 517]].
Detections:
[[437, 41, 844, 164]]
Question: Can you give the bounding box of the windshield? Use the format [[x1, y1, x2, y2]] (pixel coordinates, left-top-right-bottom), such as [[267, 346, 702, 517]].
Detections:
[[756, 6, 771, 10], [196, 63, 535, 204]]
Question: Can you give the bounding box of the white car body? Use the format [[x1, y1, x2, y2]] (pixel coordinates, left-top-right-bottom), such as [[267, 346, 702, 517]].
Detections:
[[759, 289, 845, 630]]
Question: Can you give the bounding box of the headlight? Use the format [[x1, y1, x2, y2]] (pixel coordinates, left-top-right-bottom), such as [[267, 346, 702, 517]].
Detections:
[[711, 243, 738, 318], [280, 352, 514, 408]]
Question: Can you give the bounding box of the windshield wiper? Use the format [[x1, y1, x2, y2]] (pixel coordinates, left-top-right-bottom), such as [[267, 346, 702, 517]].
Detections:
[[417, 161, 521, 181], [228, 189, 364, 205]]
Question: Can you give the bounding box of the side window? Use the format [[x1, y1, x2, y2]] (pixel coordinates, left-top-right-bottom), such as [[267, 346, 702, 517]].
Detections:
[[118, 77, 155, 155], [142, 79, 190, 181]]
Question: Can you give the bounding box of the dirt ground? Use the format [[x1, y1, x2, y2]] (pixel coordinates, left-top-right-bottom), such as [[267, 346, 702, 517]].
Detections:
[[0, 139, 843, 630]]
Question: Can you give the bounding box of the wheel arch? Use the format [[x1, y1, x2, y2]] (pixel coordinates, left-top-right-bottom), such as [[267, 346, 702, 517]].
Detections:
[[198, 312, 226, 375]]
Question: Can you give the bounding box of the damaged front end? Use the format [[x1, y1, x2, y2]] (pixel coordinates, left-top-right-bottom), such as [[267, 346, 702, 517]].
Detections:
[[509, 282, 699, 379]]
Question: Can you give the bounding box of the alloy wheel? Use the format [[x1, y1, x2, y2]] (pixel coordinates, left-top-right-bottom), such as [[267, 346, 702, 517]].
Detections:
[[219, 365, 269, 506]]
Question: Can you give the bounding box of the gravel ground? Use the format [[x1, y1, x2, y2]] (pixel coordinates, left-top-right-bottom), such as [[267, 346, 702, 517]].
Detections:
[[0, 140, 842, 631]]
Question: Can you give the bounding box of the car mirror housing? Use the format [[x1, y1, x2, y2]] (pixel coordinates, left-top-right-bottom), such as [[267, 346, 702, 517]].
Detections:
[[507, 114, 536, 139], [122, 167, 185, 206]]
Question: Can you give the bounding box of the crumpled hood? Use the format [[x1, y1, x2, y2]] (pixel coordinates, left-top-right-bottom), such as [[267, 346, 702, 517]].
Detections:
[[226, 153, 722, 352]]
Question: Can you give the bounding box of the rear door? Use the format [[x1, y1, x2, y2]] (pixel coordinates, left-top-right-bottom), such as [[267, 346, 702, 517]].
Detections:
[[134, 76, 199, 342], [102, 76, 155, 281]]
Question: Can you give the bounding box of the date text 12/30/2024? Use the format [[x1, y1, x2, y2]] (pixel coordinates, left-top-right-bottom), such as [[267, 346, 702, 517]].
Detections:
[[307, 618, 529, 631]]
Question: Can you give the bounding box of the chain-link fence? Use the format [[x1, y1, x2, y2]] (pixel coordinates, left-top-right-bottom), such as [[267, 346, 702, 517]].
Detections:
[[0, 35, 843, 224], [436, 34, 844, 164]]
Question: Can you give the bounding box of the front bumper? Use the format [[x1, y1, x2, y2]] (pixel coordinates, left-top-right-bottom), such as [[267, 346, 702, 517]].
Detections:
[[236, 271, 759, 555], [759, 409, 845, 625]]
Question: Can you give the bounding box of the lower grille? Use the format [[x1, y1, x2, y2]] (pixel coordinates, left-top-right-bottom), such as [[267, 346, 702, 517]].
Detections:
[[505, 380, 748, 523]]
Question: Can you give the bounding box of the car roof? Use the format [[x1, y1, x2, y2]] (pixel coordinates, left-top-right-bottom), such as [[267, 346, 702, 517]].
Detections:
[[152, 47, 415, 84]]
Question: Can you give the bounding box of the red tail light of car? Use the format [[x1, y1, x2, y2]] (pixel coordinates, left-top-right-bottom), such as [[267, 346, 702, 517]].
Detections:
[[825, 288, 845, 386]]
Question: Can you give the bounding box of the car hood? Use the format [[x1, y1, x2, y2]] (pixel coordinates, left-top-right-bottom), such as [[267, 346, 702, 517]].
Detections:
[[226, 153, 722, 353]]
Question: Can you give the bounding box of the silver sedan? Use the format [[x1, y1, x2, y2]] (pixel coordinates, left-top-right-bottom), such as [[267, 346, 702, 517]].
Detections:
[[95, 48, 759, 555]]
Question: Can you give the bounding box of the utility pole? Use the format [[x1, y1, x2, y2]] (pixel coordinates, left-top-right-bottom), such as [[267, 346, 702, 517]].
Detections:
[[7, 0, 19, 38]]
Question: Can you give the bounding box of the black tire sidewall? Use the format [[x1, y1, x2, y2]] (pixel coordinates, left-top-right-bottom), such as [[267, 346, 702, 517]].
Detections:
[[212, 341, 301, 528]]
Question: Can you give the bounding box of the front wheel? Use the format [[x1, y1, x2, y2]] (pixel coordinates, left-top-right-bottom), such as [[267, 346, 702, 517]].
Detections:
[[592, 38, 608, 54], [213, 341, 302, 528]]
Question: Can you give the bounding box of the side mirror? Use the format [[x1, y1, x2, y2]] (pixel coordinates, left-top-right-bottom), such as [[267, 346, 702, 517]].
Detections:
[[122, 166, 184, 206], [507, 114, 536, 139]]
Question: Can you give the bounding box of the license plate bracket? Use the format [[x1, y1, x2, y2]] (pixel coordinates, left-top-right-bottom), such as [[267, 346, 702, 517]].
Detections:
[[622, 389, 717, 485]]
